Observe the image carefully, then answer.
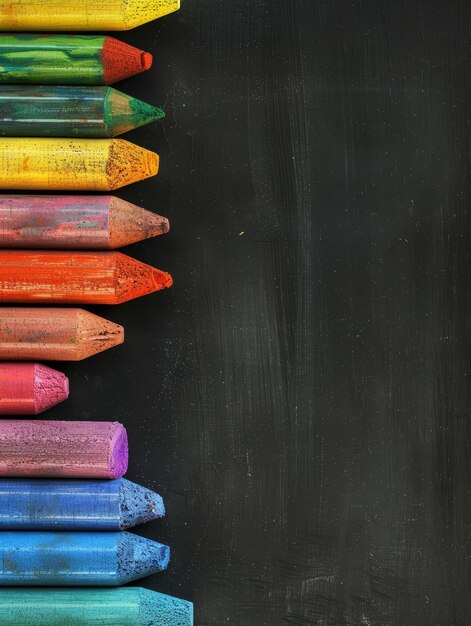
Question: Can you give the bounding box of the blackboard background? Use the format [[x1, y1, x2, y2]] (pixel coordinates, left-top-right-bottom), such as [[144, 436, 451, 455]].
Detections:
[[45, 1, 471, 624]]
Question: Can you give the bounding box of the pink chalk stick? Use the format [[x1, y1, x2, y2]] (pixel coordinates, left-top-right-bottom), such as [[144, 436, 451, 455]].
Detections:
[[0, 420, 128, 478], [0, 363, 69, 415]]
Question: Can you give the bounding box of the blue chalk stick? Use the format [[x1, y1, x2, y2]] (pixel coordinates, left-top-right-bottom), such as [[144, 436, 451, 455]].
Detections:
[[0, 478, 164, 530], [0, 531, 170, 586]]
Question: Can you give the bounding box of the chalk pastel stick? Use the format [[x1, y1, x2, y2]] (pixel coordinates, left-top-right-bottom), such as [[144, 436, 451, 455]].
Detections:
[[0, 420, 128, 478], [0, 35, 153, 85], [0, 86, 165, 137], [0, 531, 169, 586], [0, 251, 172, 304], [0, 195, 169, 249], [0, 588, 193, 625], [0, 0, 180, 31], [0, 363, 68, 415], [0, 478, 164, 530], [0, 308, 124, 361], [0, 138, 158, 191]]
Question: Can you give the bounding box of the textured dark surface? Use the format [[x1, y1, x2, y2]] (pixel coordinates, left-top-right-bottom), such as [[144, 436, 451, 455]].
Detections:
[[42, 1, 471, 624]]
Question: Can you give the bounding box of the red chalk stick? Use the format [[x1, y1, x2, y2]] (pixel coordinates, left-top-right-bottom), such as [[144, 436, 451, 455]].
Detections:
[[0, 251, 172, 305], [0, 363, 69, 415]]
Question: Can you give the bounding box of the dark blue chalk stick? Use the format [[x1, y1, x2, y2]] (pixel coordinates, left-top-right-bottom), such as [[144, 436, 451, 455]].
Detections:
[[0, 478, 164, 530], [0, 531, 170, 586]]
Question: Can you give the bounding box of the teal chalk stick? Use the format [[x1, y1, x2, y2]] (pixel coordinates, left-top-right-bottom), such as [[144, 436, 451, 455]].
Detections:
[[0, 588, 193, 625], [0, 86, 164, 137], [0, 531, 169, 586]]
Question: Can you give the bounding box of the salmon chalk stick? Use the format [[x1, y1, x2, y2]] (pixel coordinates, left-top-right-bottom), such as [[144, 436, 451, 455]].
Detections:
[[0, 420, 128, 478], [0, 250, 173, 304], [0, 195, 169, 249], [0, 363, 68, 415], [0, 308, 124, 361]]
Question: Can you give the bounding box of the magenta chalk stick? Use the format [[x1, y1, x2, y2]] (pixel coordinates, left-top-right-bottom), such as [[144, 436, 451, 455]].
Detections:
[[0, 420, 128, 478], [0, 363, 69, 415]]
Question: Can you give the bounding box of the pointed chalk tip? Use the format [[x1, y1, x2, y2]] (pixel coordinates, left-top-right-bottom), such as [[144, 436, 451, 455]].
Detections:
[[76, 310, 124, 359], [130, 210, 169, 241], [153, 268, 173, 290], [160, 216, 171, 234], [33, 364, 69, 414], [108, 422, 129, 479], [142, 52, 153, 71], [117, 533, 170, 584], [107, 141, 159, 189], [147, 151, 160, 177], [138, 588, 194, 626], [144, 213, 170, 238], [119, 479, 165, 529], [102, 38, 153, 84], [108, 197, 169, 247], [114, 253, 171, 302], [107, 93, 165, 135], [129, 99, 165, 129], [124, 0, 181, 27]]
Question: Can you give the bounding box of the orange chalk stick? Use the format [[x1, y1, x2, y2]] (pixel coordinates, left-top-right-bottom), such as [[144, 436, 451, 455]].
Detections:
[[0, 251, 173, 304]]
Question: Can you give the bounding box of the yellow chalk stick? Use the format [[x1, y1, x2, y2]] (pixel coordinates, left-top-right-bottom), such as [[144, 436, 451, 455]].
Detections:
[[0, 0, 180, 31], [0, 138, 159, 191]]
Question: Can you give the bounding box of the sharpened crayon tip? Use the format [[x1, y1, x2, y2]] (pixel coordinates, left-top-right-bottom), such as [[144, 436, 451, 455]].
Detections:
[[107, 140, 159, 190], [142, 52, 153, 70], [102, 38, 153, 84], [129, 98, 165, 126], [138, 588, 194, 626], [161, 217, 171, 234], [115, 253, 172, 303], [147, 151, 159, 176], [155, 268, 174, 289], [76, 309, 124, 359], [119, 479, 165, 529], [117, 533, 170, 584], [109, 197, 170, 247], [33, 364, 69, 414], [123, 0, 181, 28], [105, 88, 165, 137]]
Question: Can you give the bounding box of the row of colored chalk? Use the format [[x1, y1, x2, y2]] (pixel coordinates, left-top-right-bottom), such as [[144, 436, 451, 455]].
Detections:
[[0, 420, 169, 583], [0, 36, 165, 189], [0, 419, 192, 624], [0, 38, 175, 413], [0, 39, 175, 413], [0, 3, 189, 625], [0, 38, 162, 186]]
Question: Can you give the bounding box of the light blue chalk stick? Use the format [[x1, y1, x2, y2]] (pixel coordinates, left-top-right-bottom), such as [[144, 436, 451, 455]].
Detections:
[[0, 531, 170, 586]]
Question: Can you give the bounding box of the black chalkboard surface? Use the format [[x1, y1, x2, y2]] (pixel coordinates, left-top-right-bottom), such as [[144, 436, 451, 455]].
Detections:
[[45, 1, 471, 624]]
